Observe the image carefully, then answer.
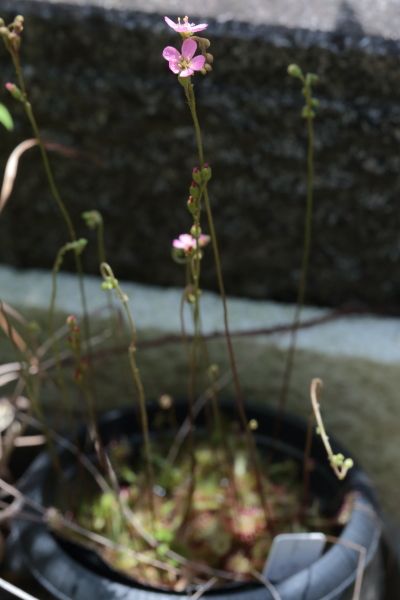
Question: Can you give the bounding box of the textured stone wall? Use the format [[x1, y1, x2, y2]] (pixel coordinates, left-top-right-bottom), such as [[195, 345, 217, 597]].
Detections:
[[0, 0, 400, 310]]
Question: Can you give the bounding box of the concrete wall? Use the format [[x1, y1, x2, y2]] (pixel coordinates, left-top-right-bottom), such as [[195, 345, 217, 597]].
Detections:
[[0, 0, 400, 308]]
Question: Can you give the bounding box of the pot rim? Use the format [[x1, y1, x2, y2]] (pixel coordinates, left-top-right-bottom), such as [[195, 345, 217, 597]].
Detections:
[[13, 402, 382, 599]]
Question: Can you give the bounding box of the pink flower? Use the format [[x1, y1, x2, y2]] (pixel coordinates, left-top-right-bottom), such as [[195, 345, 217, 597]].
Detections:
[[164, 15, 208, 35], [172, 233, 210, 254], [162, 38, 205, 78]]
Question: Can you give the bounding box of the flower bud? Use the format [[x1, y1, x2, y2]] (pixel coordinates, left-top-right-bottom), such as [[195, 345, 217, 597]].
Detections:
[[195, 36, 211, 50], [5, 82, 23, 102], [189, 181, 200, 200], [190, 224, 201, 238], [82, 209, 103, 230], [301, 106, 315, 120], [72, 238, 88, 255], [101, 276, 118, 291], [192, 167, 202, 184], [66, 315, 78, 328], [287, 64, 303, 79], [205, 52, 214, 64], [306, 73, 319, 86], [187, 195, 197, 216], [201, 163, 212, 182], [8, 31, 20, 51]]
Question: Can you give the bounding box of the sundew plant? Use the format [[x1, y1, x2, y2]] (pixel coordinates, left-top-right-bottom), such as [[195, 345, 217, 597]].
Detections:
[[0, 13, 355, 594]]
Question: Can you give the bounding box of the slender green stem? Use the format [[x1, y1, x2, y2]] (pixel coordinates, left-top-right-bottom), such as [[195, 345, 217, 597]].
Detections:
[[97, 218, 106, 264], [183, 81, 271, 526], [94, 216, 118, 336], [276, 81, 315, 420], [11, 52, 90, 344], [48, 248, 71, 415], [100, 263, 155, 522], [180, 255, 200, 527]]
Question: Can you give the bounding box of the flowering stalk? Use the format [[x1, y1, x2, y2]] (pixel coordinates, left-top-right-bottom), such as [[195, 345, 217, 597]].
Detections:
[[276, 65, 319, 422], [49, 240, 88, 339], [100, 262, 155, 522], [65, 314, 108, 471], [48, 239, 88, 423], [184, 82, 271, 524], [310, 379, 353, 480], [0, 16, 90, 343], [82, 210, 118, 338], [172, 176, 212, 525], [163, 18, 270, 526]]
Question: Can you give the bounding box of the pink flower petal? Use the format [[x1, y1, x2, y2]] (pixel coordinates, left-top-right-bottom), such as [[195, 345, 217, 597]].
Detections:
[[173, 234, 197, 251], [179, 68, 194, 78], [199, 234, 210, 247], [162, 46, 180, 62], [168, 61, 181, 74], [182, 38, 197, 60], [164, 16, 178, 31], [191, 23, 208, 32], [189, 55, 206, 72]]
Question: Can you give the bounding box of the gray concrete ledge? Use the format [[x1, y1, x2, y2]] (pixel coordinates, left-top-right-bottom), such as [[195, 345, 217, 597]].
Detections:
[[1, 265, 400, 364], [9, 0, 400, 41]]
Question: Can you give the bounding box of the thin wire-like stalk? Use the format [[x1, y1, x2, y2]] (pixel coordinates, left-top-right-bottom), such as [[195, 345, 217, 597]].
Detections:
[[10, 52, 90, 345], [100, 263, 155, 522], [183, 80, 270, 526], [276, 78, 315, 423]]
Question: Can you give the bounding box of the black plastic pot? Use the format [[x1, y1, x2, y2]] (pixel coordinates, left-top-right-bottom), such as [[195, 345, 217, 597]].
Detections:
[[13, 402, 383, 599]]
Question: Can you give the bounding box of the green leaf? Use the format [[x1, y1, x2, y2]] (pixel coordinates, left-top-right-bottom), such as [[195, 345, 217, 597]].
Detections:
[[0, 103, 13, 131]]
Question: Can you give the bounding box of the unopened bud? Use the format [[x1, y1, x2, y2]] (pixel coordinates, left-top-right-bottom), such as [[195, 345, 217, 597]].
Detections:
[[5, 82, 23, 102], [190, 224, 201, 238], [195, 36, 211, 50], [302, 106, 315, 120], [72, 238, 88, 255], [192, 167, 202, 184], [201, 164, 212, 182], [287, 64, 303, 79], [66, 315, 77, 327], [204, 63, 212, 72], [306, 73, 319, 86], [8, 31, 20, 49], [187, 195, 197, 216], [205, 53, 214, 64], [82, 210, 103, 230], [189, 181, 200, 199]]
